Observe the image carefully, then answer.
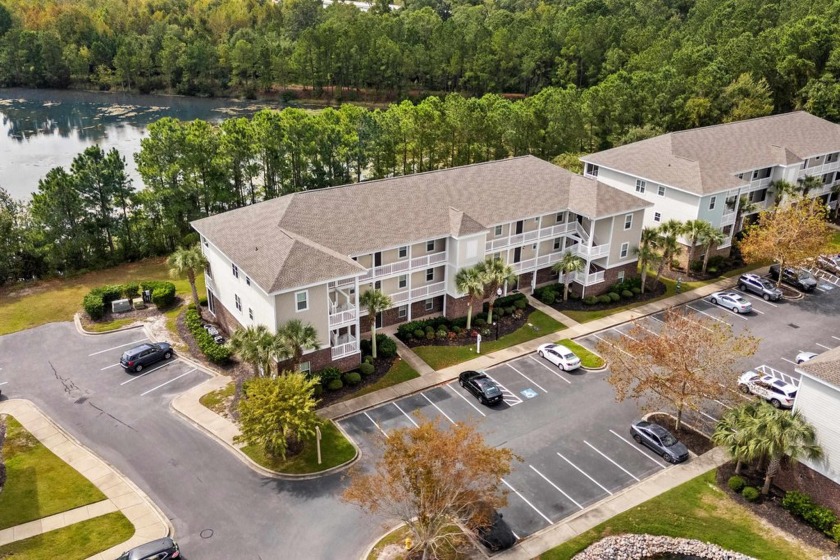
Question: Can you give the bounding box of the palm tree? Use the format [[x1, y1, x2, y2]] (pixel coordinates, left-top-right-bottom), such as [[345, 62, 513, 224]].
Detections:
[[749, 404, 822, 495], [735, 195, 757, 233], [359, 288, 393, 359], [652, 219, 683, 287], [552, 251, 585, 301], [698, 225, 726, 274], [228, 325, 275, 377], [167, 244, 208, 315], [454, 266, 484, 330], [274, 319, 320, 372], [633, 227, 659, 293], [475, 258, 516, 324], [797, 175, 822, 197], [832, 183, 840, 220], [713, 402, 762, 475], [681, 219, 710, 274], [771, 179, 797, 207]]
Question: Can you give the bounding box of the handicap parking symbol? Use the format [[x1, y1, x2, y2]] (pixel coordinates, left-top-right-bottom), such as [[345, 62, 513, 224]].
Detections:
[[521, 388, 538, 399]]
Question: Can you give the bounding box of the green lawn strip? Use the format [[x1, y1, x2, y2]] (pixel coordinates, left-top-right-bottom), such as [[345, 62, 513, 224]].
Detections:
[[0, 511, 134, 560], [554, 339, 604, 368], [827, 231, 840, 252], [241, 420, 357, 474], [83, 317, 138, 333], [0, 257, 204, 336], [344, 359, 420, 401], [0, 417, 106, 530], [199, 381, 235, 416], [541, 470, 818, 560], [412, 311, 564, 370]]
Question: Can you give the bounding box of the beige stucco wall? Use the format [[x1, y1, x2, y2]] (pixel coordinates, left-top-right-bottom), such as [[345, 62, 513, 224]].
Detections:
[[275, 284, 330, 348], [606, 209, 645, 266]]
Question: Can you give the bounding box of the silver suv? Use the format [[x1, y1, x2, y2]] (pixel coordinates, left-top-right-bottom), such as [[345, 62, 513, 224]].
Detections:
[[737, 273, 783, 301]]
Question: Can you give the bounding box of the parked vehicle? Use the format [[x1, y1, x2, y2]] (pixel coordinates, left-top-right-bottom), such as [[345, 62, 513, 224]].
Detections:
[[817, 254, 840, 275], [769, 264, 817, 292], [795, 351, 818, 364], [120, 343, 173, 373], [116, 537, 180, 560], [738, 371, 797, 408], [737, 273, 783, 301], [708, 291, 752, 314], [630, 420, 689, 464], [537, 343, 581, 371], [459, 370, 504, 405], [474, 509, 517, 552]]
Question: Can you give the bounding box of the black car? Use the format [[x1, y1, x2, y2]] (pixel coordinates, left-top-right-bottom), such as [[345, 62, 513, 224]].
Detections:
[[459, 370, 504, 405], [769, 264, 817, 292], [475, 510, 517, 552], [630, 420, 689, 464], [120, 342, 173, 373], [116, 537, 180, 560]]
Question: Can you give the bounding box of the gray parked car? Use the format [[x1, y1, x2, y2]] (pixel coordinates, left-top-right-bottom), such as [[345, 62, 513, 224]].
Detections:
[[120, 343, 173, 373], [737, 273, 783, 301], [817, 254, 840, 275], [630, 420, 689, 464], [116, 537, 180, 560], [769, 264, 817, 292]]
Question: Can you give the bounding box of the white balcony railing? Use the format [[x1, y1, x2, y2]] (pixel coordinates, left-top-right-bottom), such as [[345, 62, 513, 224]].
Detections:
[[204, 272, 216, 295], [485, 221, 588, 253], [390, 290, 410, 304], [573, 243, 610, 259], [583, 270, 605, 285], [511, 258, 537, 274], [410, 281, 446, 300], [328, 305, 357, 327], [721, 212, 737, 226], [748, 176, 773, 189], [799, 160, 840, 179], [410, 251, 447, 269], [358, 251, 447, 281], [331, 338, 359, 360]]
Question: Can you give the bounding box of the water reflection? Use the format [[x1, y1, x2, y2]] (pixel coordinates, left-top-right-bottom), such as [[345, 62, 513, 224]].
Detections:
[[0, 88, 283, 200]]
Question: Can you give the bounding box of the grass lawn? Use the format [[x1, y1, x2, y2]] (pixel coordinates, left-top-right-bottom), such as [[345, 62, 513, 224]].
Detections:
[[0, 512, 134, 560], [412, 311, 564, 370], [241, 420, 357, 474], [199, 381, 235, 416], [344, 358, 420, 401], [0, 417, 106, 530], [540, 470, 821, 560], [555, 339, 604, 368], [82, 317, 138, 333], [0, 257, 204, 336], [827, 231, 840, 252]]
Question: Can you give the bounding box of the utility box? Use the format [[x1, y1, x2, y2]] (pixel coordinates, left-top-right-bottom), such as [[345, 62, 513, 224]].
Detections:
[[142, 289, 152, 303], [111, 298, 132, 313]]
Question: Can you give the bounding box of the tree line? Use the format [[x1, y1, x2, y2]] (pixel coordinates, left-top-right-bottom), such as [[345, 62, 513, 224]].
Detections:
[[1, 0, 840, 124]]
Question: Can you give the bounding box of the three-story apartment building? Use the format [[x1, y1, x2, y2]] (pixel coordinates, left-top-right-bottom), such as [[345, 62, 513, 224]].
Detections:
[[192, 156, 650, 373], [581, 112, 840, 261]]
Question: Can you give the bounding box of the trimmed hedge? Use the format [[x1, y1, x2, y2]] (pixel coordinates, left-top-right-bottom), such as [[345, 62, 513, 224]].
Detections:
[[360, 334, 398, 358], [359, 362, 375, 376], [728, 475, 746, 493], [141, 280, 177, 308], [782, 490, 839, 535], [343, 372, 362, 386], [484, 292, 527, 313], [83, 280, 177, 319], [742, 487, 760, 502], [314, 367, 341, 385], [326, 379, 344, 391], [185, 306, 232, 363]]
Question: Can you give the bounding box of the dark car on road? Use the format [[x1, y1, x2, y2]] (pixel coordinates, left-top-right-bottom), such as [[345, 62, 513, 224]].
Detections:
[[737, 273, 783, 301], [769, 264, 817, 292], [116, 537, 180, 560], [474, 509, 517, 552], [459, 370, 504, 405], [630, 420, 689, 464], [120, 342, 173, 373]]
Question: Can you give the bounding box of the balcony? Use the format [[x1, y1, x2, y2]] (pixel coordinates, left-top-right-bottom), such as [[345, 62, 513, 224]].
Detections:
[[358, 251, 447, 282], [410, 281, 446, 300], [799, 160, 840, 179], [328, 303, 357, 327], [572, 243, 610, 259], [410, 251, 447, 269], [511, 257, 537, 274], [721, 212, 737, 226], [204, 272, 217, 295], [331, 336, 359, 360], [485, 221, 587, 253], [557, 269, 605, 286]]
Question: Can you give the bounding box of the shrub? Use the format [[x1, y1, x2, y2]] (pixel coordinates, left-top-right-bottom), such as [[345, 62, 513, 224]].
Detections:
[[99, 284, 124, 303], [316, 367, 341, 384], [830, 523, 840, 544], [436, 329, 448, 340], [359, 362, 375, 376], [452, 326, 462, 335], [671, 258, 681, 269], [494, 307, 505, 318], [631, 287, 641, 295], [728, 475, 747, 493], [598, 295, 612, 304], [123, 282, 140, 300], [742, 487, 760, 502], [783, 491, 840, 534], [804, 505, 838, 534], [504, 306, 515, 315], [690, 260, 703, 273], [141, 280, 176, 308], [425, 331, 435, 340], [364, 355, 374, 364], [707, 255, 727, 270], [514, 297, 527, 310], [583, 295, 598, 305], [326, 379, 344, 391], [413, 329, 425, 340], [425, 325, 435, 334], [312, 384, 323, 398], [782, 491, 813, 518], [83, 292, 106, 319], [377, 335, 397, 358], [608, 292, 621, 302], [474, 318, 487, 327], [539, 290, 556, 305], [343, 372, 362, 386], [621, 289, 634, 299], [184, 307, 231, 363]]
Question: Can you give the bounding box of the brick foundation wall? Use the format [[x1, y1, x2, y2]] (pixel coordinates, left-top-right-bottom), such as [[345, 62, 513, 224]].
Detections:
[[359, 306, 406, 334], [209, 298, 243, 336], [411, 295, 444, 320], [275, 346, 361, 374], [535, 266, 560, 287], [774, 462, 840, 511], [584, 261, 640, 297], [674, 243, 733, 269], [517, 272, 534, 291], [445, 294, 472, 320]]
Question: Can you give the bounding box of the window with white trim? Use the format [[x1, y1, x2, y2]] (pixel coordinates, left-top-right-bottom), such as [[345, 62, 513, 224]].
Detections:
[[295, 290, 308, 312], [654, 212, 661, 222], [494, 225, 503, 236], [398, 275, 407, 289], [556, 212, 565, 223], [232, 263, 239, 278], [425, 299, 434, 311], [299, 361, 310, 376], [657, 185, 666, 196], [620, 242, 629, 258], [426, 268, 434, 282], [617, 271, 625, 282], [709, 196, 716, 210], [635, 179, 646, 193], [248, 308, 253, 320], [427, 240, 435, 252], [554, 238, 562, 251], [246, 276, 251, 286], [398, 305, 407, 318], [398, 246, 407, 259], [235, 294, 242, 311], [586, 163, 599, 177], [624, 214, 633, 230]]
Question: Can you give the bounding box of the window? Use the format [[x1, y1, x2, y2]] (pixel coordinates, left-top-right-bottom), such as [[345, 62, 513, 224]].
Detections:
[[709, 196, 716, 210], [635, 179, 646, 193], [295, 290, 308, 312], [828, 152, 839, 163], [654, 212, 661, 222], [723, 225, 733, 236], [823, 173, 833, 185], [232, 263, 239, 278], [624, 214, 633, 230], [299, 361, 311, 376], [246, 276, 251, 286], [586, 163, 599, 177], [657, 185, 666, 196], [398, 246, 407, 259], [556, 212, 565, 224], [398, 305, 407, 319], [398, 275, 407, 289], [234, 294, 242, 312], [620, 242, 629, 258], [427, 240, 435, 252], [426, 268, 434, 282], [248, 308, 253, 320], [425, 299, 434, 311], [617, 271, 625, 282], [752, 168, 771, 180], [749, 188, 767, 203], [494, 225, 503, 236], [725, 195, 737, 212], [554, 238, 562, 251]]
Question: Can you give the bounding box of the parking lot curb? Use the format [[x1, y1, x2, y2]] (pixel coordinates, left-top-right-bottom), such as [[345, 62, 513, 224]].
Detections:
[[73, 312, 145, 337]]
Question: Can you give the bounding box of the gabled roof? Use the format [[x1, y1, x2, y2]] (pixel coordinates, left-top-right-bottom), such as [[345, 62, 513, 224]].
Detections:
[[798, 345, 840, 390], [192, 156, 650, 292], [583, 112, 840, 196]]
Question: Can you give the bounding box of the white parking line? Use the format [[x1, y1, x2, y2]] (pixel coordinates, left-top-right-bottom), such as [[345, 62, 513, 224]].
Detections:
[[0, 382, 7, 386], [364, 412, 389, 438], [673, 311, 714, 333], [698, 410, 718, 422], [485, 373, 523, 406], [584, 441, 640, 482], [592, 334, 634, 358], [101, 363, 122, 371], [88, 338, 147, 356], [447, 383, 486, 417], [737, 292, 779, 308], [832, 336, 840, 342], [688, 304, 732, 325], [529, 465, 583, 509], [609, 430, 667, 469], [711, 399, 733, 410], [816, 343, 832, 350], [421, 393, 456, 425], [120, 360, 178, 385], [393, 402, 419, 428], [781, 357, 797, 366], [648, 315, 665, 324], [636, 323, 660, 337], [140, 368, 195, 396], [556, 452, 612, 495], [507, 363, 548, 393], [617, 330, 639, 341], [528, 356, 572, 384], [501, 478, 553, 524]]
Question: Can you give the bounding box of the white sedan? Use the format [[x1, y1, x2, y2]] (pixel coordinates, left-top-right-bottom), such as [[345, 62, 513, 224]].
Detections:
[[709, 291, 752, 314], [537, 343, 581, 371], [795, 351, 818, 364]]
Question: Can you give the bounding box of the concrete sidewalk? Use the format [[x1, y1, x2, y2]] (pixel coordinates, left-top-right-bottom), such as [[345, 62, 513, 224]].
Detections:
[[0, 400, 170, 559]]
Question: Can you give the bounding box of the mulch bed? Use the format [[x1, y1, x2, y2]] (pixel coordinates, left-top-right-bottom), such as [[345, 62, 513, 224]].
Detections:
[[79, 299, 168, 328], [647, 413, 714, 456], [715, 462, 837, 554], [314, 355, 397, 409], [550, 282, 667, 314], [174, 307, 250, 378], [398, 305, 532, 348]]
